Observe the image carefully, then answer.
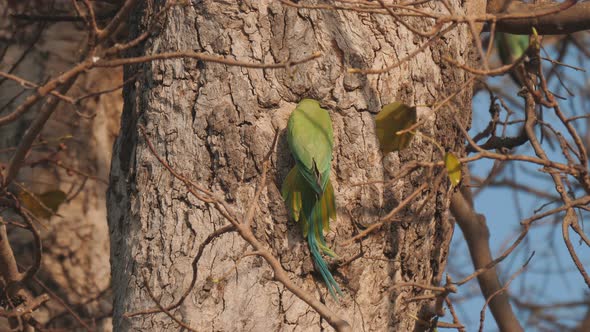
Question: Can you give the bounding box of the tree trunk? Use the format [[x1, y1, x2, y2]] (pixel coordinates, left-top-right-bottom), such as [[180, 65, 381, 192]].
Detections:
[[108, 1, 475, 331], [0, 1, 118, 328]]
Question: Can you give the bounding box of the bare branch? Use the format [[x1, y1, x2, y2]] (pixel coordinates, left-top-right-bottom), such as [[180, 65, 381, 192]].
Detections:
[[495, 1, 590, 35], [0, 218, 22, 283], [450, 190, 524, 332], [478, 252, 534, 332]]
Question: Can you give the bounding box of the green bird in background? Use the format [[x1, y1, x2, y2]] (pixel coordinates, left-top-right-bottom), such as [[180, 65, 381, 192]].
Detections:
[[495, 32, 529, 86], [281, 99, 342, 299]]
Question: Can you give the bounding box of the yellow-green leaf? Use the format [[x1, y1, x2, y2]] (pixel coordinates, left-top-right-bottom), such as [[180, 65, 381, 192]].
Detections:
[[18, 190, 67, 219], [444, 152, 461, 186], [375, 102, 417, 153], [530, 27, 540, 51]]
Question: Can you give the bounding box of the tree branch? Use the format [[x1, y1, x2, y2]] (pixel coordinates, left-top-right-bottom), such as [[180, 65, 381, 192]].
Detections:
[[0, 218, 22, 283], [450, 189, 523, 332], [492, 0, 590, 35]]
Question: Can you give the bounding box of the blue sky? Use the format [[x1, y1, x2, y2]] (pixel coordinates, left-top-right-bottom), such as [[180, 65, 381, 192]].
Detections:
[[446, 36, 590, 331]]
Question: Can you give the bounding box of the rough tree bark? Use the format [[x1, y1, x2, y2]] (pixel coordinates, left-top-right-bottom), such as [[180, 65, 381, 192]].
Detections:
[[108, 1, 476, 331]]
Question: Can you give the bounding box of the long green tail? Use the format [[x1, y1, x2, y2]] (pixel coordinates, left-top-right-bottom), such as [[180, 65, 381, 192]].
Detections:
[[282, 166, 341, 298], [307, 200, 342, 299]]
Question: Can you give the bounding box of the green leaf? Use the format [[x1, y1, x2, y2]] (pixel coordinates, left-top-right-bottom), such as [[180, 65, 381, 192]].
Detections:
[[530, 27, 540, 51], [19, 190, 67, 219], [444, 152, 461, 186], [375, 102, 417, 153]]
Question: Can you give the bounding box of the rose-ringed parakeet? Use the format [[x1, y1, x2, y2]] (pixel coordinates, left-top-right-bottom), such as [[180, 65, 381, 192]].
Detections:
[[281, 99, 342, 298], [495, 32, 531, 86], [496, 30, 545, 139]]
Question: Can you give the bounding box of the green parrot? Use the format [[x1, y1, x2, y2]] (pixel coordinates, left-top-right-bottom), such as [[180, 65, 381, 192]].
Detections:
[[496, 30, 544, 139], [495, 32, 529, 86], [281, 99, 342, 298]]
